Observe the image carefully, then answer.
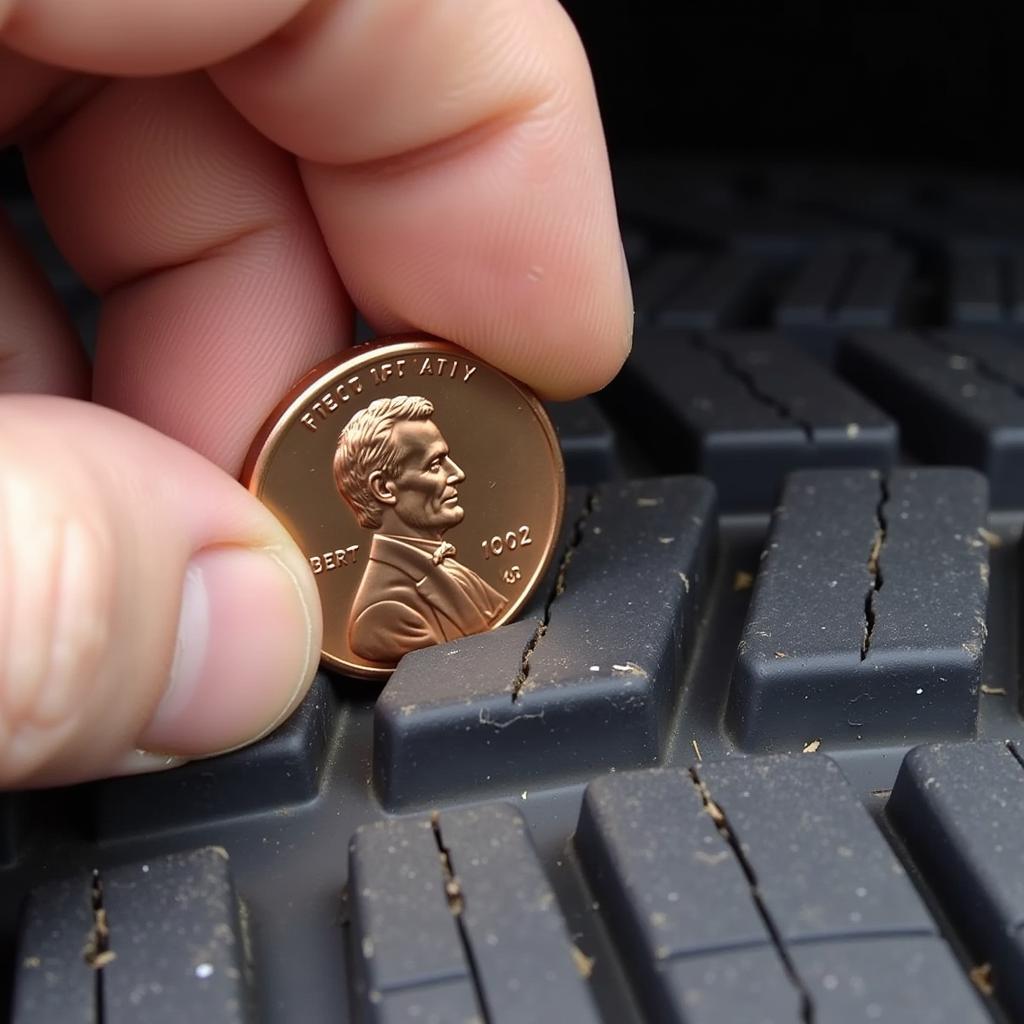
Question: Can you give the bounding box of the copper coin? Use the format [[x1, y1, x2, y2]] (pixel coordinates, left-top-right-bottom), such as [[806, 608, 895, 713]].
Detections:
[[242, 335, 565, 679]]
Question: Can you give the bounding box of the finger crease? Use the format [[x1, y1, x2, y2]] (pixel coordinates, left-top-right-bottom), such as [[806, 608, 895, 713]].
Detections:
[[100, 220, 281, 298], [312, 102, 542, 182]]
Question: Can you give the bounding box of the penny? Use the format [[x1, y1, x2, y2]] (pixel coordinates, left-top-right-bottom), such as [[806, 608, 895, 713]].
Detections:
[[242, 335, 566, 679]]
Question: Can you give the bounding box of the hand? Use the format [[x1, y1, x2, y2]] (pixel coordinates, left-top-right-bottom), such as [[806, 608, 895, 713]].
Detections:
[[0, 0, 632, 787]]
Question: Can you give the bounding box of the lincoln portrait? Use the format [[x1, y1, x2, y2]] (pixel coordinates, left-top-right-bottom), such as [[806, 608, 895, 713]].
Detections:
[[333, 395, 507, 663]]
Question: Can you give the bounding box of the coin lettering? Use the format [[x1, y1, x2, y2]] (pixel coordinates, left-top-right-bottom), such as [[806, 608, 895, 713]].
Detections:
[[300, 376, 365, 432], [369, 360, 407, 386], [418, 356, 477, 382], [480, 525, 533, 559], [309, 545, 360, 574]]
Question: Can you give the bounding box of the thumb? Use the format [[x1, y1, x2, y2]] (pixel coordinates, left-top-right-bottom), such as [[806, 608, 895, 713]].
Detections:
[[0, 395, 322, 788]]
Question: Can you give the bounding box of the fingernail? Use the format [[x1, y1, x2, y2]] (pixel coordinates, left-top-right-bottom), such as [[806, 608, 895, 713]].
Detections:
[[113, 750, 189, 776], [137, 546, 317, 757], [618, 237, 635, 354]]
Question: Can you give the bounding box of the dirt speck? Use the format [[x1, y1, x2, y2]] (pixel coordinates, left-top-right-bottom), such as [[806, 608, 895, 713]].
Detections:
[[969, 963, 994, 996], [693, 850, 729, 866], [733, 571, 754, 591], [570, 945, 594, 978], [611, 662, 647, 676]]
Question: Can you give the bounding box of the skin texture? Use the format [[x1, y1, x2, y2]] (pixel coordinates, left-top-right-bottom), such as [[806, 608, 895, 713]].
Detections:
[[0, 0, 632, 786]]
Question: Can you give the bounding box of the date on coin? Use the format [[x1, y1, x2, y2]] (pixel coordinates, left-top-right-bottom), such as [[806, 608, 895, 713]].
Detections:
[[242, 335, 565, 679]]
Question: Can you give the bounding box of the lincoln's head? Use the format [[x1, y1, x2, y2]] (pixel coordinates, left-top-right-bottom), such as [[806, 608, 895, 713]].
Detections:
[[334, 395, 466, 540]]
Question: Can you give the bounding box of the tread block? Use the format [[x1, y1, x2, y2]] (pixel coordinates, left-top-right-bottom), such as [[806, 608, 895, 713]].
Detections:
[[545, 397, 620, 484], [697, 756, 934, 941], [614, 173, 887, 253], [350, 804, 598, 1024], [12, 871, 96, 1024], [575, 766, 802, 1023], [661, 949, 803, 1024], [350, 818, 471, 997], [792, 938, 989, 1024], [888, 740, 1024, 1019], [727, 468, 990, 749], [621, 330, 897, 510], [94, 676, 339, 838], [100, 847, 251, 1023], [437, 804, 599, 1023], [373, 981, 481, 1024], [949, 242, 1024, 329], [777, 170, 1024, 245], [840, 330, 1024, 505], [634, 242, 911, 340], [633, 250, 768, 330], [374, 477, 716, 809], [575, 770, 771, 963], [775, 244, 912, 334], [575, 759, 984, 1024]]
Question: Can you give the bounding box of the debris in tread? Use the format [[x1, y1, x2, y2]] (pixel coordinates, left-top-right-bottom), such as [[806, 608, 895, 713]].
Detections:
[[83, 869, 112, 1021], [570, 945, 594, 979], [969, 963, 994, 997]]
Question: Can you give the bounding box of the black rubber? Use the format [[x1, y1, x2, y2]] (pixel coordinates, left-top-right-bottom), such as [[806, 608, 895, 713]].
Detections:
[[575, 758, 989, 1024], [374, 476, 716, 809], [6, 159, 1024, 1024], [728, 466, 990, 749], [350, 804, 599, 1023]]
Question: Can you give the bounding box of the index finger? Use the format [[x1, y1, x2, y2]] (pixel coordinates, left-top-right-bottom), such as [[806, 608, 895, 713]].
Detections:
[[9, 0, 630, 468], [212, 0, 633, 398]]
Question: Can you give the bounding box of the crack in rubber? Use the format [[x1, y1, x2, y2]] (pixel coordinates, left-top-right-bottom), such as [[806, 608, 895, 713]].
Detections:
[[688, 767, 815, 1023], [511, 492, 598, 703], [924, 333, 1024, 401], [430, 815, 490, 1023], [861, 474, 890, 660], [1005, 739, 1024, 775], [692, 337, 814, 440], [84, 869, 111, 1020]]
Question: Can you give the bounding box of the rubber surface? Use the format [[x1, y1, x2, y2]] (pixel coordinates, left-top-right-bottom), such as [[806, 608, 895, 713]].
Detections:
[[5, 159, 1024, 1023]]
